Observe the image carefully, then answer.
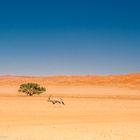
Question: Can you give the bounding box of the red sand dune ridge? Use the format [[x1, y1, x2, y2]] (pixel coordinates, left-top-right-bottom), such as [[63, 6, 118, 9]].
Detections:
[[0, 73, 140, 90]]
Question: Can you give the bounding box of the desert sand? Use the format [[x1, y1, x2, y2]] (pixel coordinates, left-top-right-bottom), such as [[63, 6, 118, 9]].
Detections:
[[0, 73, 140, 140]]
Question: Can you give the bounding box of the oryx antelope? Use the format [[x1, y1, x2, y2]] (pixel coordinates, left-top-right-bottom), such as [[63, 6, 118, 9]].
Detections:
[[48, 96, 65, 105]]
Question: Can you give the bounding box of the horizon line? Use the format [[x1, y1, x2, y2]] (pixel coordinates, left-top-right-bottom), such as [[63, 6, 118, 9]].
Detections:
[[0, 72, 140, 77]]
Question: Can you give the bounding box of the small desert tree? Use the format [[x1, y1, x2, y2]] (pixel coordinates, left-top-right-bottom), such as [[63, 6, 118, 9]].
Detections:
[[18, 83, 46, 96]]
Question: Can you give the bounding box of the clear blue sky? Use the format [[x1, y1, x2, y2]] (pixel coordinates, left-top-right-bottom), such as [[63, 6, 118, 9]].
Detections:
[[0, 0, 140, 75]]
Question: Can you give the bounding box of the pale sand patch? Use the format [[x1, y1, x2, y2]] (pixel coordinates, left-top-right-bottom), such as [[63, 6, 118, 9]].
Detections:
[[0, 94, 140, 140], [1, 123, 140, 140]]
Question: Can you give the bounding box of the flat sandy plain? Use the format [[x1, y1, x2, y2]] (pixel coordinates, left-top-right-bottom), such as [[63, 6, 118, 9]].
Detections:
[[0, 74, 140, 140]]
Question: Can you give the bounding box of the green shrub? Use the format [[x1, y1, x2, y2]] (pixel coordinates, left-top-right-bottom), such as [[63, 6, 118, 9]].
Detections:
[[18, 83, 46, 96]]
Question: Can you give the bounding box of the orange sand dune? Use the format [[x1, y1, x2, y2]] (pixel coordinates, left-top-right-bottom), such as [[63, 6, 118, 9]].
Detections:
[[0, 72, 140, 89], [0, 73, 140, 98]]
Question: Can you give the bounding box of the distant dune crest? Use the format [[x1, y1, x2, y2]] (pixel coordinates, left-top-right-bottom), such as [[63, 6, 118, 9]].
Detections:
[[0, 73, 140, 90]]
